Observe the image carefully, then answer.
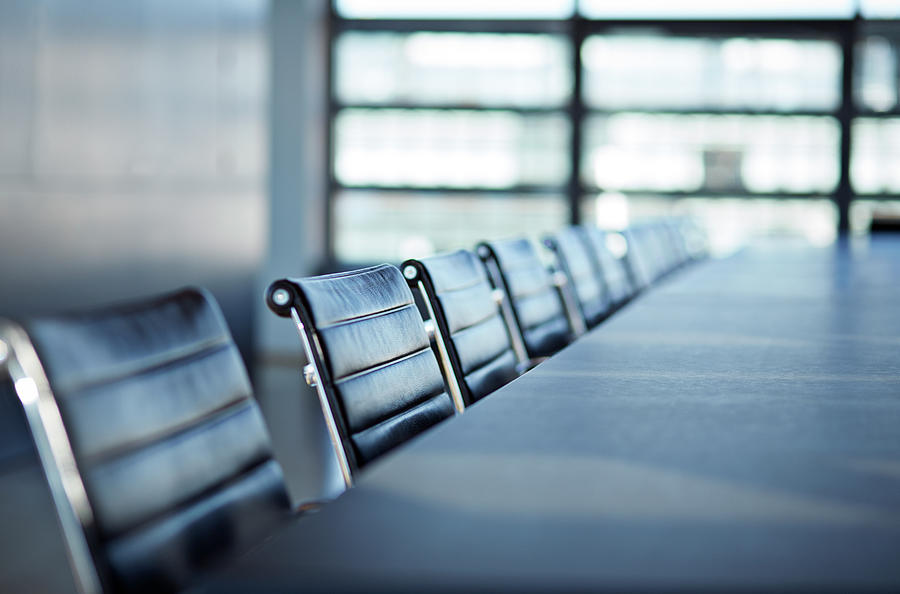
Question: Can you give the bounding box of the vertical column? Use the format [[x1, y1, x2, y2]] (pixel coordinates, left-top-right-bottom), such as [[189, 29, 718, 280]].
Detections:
[[836, 19, 857, 235], [258, 0, 329, 357], [256, 0, 345, 502], [568, 15, 586, 226]]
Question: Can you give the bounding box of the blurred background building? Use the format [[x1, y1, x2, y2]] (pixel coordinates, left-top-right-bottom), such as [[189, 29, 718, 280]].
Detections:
[[3, 1, 900, 587]]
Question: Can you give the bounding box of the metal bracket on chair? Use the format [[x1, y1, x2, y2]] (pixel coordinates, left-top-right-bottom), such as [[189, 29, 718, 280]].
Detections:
[[0, 322, 102, 594], [551, 270, 569, 288], [550, 269, 587, 337], [303, 363, 318, 388], [491, 289, 505, 306], [480, 254, 530, 366], [415, 282, 466, 414], [288, 309, 354, 489]]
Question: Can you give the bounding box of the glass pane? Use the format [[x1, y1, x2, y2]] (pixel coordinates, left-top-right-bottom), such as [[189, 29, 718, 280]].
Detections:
[[335, 109, 570, 188], [855, 35, 899, 112], [335, 32, 571, 108], [852, 118, 900, 194], [335, 0, 574, 19], [579, 0, 854, 19], [581, 193, 837, 256], [861, 0, 900, 18], [334, 191, 567, 262], [583, 113, 840, 194], [583, 36, 841, 112]]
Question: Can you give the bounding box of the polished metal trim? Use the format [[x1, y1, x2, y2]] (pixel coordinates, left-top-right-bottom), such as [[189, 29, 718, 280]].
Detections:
[[289, 308, 353, 489], [0, 321, 102, 594], [271, 288, 291, 307], [415, 281, 465, 414], [480, 257, 530, 365], [551, 269, 587, 337], [550, 270, 568, 288], [491, 288, 505, 306], [303, 363, 318, 388]]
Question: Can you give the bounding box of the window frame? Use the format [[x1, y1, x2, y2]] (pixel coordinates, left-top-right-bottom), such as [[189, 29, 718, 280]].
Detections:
[[326, 4, 898, 265]]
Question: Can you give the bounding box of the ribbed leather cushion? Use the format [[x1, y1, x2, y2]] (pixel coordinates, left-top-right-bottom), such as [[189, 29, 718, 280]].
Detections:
[[478, 239, 571, 359], [23, 288, 291, 593], [281, 265, 454, 470], [545, 227, 610, 328], [582, 226, 635, 305], [622, 227, 656, 289], [403, 250, 519, 406]]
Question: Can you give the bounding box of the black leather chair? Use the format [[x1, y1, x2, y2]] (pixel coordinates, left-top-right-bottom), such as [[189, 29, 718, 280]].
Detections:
[[544, 227, 612, 329], [476, 238, 574, 360], [0, 288, 292, 594], [266, 264, 455, 486], [620, 225, 654, 291], [663, 219, 691, 269], [581, 225, 636, 307], [402, 250, 520, 408]]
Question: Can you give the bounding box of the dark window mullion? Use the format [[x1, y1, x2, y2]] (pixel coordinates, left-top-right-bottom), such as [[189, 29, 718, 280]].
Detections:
[[568, 15, 586, 226], [333, 18, 571, 35], [581, 187, 838, 200], [332, 185, 569, 195], [333, 103, 568, 115], [837, 18, 858, 234]]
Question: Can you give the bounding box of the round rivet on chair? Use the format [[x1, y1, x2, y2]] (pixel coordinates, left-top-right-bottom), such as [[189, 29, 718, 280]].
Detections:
[[403, 265, 417, 280], [272, 288, 291, 307]]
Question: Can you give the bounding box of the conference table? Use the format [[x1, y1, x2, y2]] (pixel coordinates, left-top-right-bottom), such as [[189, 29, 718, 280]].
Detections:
[[204, 236, 900, 593]]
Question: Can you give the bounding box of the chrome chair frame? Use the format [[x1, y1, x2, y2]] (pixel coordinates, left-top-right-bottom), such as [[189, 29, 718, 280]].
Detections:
[[0, 321, 102, 594], [473, 248, 531, 366], [402, 259, 520, 411], [267, 286, 355, 489], [476, 240, 582, 361], [402, 264, 467, 414]]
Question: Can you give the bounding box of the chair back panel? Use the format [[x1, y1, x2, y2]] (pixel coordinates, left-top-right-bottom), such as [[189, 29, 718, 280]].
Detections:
[[622, 226, 655, 290], [478, 239, 571, 359], [22, 288, 290, 593], [545, 228, 610, 328], [403, 250, 519, 406], [582, 226, 635, 305], [277, 265, 455, 471]]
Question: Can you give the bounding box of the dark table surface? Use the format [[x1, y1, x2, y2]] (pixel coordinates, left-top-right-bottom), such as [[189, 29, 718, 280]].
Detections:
[[204, 237, 900, 593]]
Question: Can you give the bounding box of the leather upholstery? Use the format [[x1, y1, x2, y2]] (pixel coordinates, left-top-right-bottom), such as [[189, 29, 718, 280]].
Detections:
[[663, 220, 691, 269], [22, 288, 291, 593], [623, 225, 663, 288], [267, 265, 455, 472], [403, 250, 519, 407], [477, 239, 571, 359], [581, 226, 635, 306], [544, 227, 611, 328]]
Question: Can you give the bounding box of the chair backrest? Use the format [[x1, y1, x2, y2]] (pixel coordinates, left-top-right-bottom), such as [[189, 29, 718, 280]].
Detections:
[[476, 238, 572, 360], [544, 227, 611, 329], [663, 219, 691, 269], [621, 225, 655, 290], [266, 264, 455, 486], [402, 250, 519, 408], [642, 222, 675, 280], [0, 288, 291, 594], [581, 226, 636, 306]]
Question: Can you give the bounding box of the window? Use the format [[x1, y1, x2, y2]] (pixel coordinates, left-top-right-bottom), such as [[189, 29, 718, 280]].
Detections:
[[329, 3, 900, 263]]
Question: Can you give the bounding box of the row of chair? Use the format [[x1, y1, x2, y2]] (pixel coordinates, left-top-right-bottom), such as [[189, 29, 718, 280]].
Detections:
[[0, 218, 704, 593], [265, 219, 706, 487]]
